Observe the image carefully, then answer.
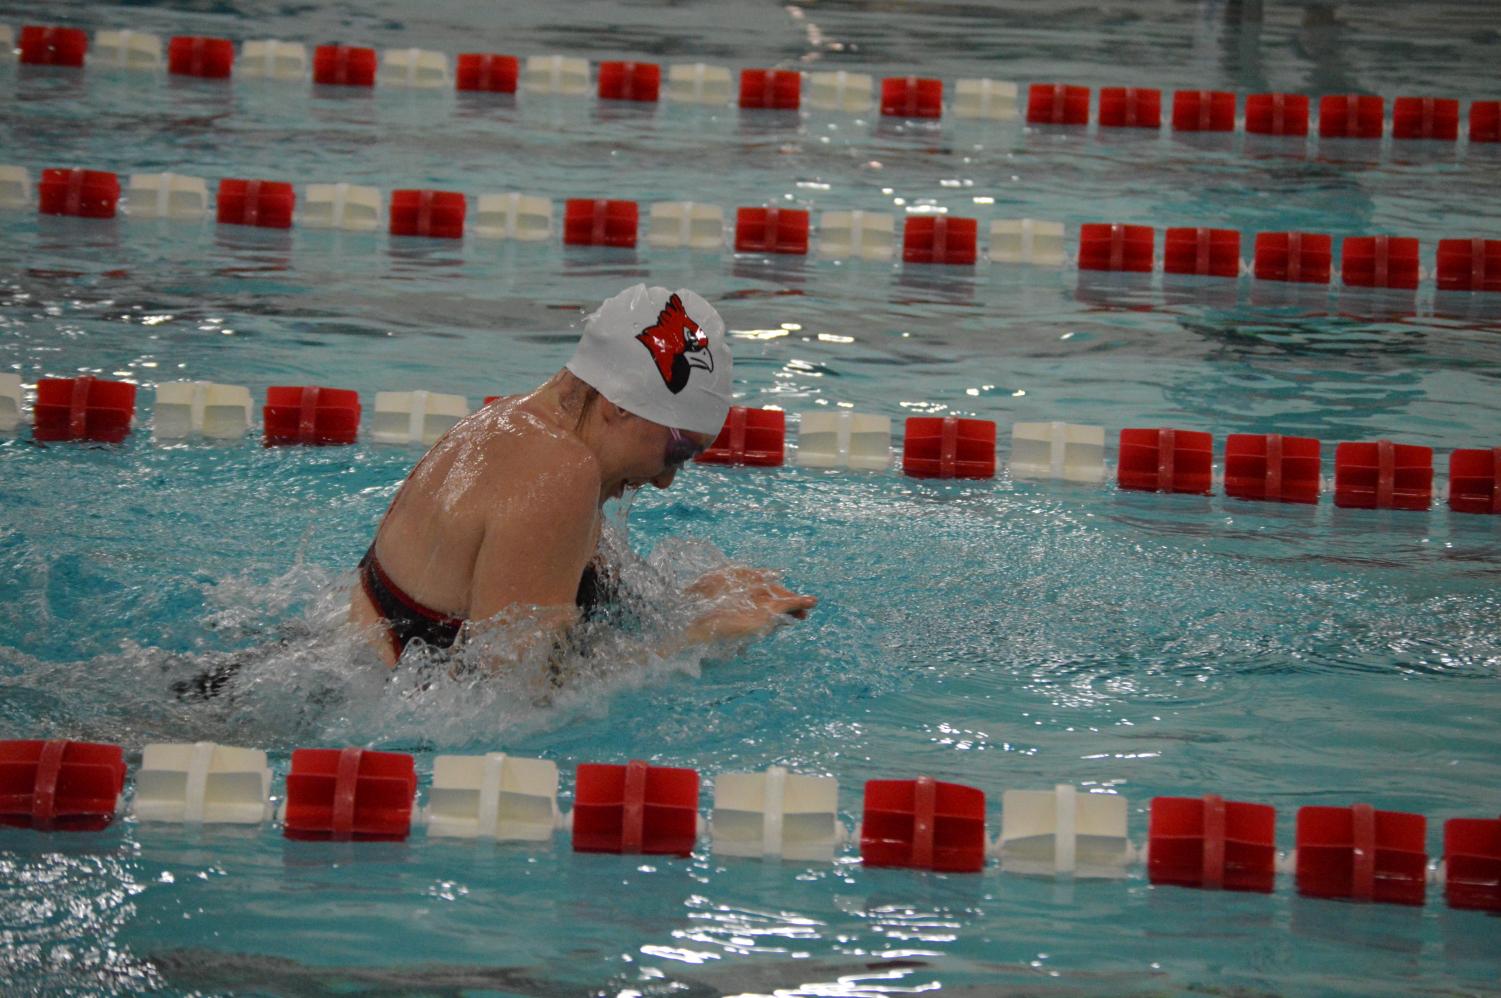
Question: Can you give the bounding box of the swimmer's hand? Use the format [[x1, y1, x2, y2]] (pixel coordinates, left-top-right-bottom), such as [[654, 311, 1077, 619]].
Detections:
[[682, 565, 818, 644], [687, 565, 817, 619]]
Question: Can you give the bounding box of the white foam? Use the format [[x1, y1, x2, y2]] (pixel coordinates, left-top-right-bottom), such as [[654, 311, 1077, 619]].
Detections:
[[0, 509, 779, 751]]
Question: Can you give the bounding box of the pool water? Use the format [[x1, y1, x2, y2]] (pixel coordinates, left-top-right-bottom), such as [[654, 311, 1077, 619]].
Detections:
[[2, 0, 1500, 994]]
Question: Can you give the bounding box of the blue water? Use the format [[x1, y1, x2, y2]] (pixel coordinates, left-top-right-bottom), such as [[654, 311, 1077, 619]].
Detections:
[[2, 1, 1500, 994]]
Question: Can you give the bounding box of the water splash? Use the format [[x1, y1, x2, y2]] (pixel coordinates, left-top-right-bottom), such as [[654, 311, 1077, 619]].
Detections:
[[0, 515, 771, 753]]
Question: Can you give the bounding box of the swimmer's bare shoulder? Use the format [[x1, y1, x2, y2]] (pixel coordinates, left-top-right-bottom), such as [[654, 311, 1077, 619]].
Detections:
[[418, 398, 601, 503], [491, 400, 599, 487]]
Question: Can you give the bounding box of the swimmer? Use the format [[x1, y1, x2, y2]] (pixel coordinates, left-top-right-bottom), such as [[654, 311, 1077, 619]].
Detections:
[[350, 284, 818, 670]]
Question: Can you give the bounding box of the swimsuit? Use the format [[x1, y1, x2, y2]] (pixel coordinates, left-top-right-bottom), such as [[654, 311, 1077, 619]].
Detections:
[[358, 543, 611, 659]]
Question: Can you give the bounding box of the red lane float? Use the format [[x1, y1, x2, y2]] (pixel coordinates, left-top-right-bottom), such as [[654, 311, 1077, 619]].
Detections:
[[1296, 804, 1426, 905], [1117, 428, 1213, 495], [572, 759, 699, 856], [1252, 231, 1333, 284], [33, 376, 136, 443], [167, 36, 234, 78], [1148, 794, 1277, 893], [563, 198, 638, 247], [739, 69, 800, 110], [1341, 235, 1420, 289], [18, 26, 88, 67], [1163, 227, 1240, 278], [282, 747, 416, 841], [880, 76, 942, 119], [263, 386, 361, 446], [1447, 448, 1501, 515], [1026, 83, 1089, 125], [598, 61, 660, 102], [695, 406, 785, 467], [902, 417, 996, 479], [1333, 440, 1433, 510], [1077, 223, 1153, 273], [1097, 87, 1162, 129], [38, 168, 121, 219], [1435, 238, 1501, 293], [1472, 101, 1501, 143], [1443, 817, 1501, 911], [313, 45, 377, 87], [903, 215, 978, 265], [1244, 93, 1310, 136], [1171, 90, 1235, 132], [0, 740, 126, 831], [216, 178, 295, 229], [861, 776, 986, 873], [1318, 94, 1384, 138], [1391, 97, 1460, 141], [389, 189, 467, 239], [734, 206, 810, 255], [455, 53, 519, 93], [1223, 433, 1321, 504]]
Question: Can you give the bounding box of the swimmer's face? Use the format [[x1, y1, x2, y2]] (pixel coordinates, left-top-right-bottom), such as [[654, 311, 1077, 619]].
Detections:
[[609, 410, 713, 496]]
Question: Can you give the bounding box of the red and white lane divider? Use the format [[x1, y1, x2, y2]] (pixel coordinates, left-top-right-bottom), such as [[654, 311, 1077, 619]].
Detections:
[[2, 739, 1498, 912], [1, 380, 1497, 515], [1, 164, 1498, 290], [8, 24, 1501, 150]]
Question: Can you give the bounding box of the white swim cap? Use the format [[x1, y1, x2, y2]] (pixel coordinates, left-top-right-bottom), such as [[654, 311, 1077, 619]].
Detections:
[[565, 284, 733, 436]]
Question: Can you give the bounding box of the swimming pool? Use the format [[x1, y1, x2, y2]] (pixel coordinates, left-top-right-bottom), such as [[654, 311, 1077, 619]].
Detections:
[[2, 0, 1500, 993]]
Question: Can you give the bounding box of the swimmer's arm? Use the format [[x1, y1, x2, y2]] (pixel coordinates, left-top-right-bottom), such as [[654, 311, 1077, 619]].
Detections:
[[464, 466, 599, 673], [467, 570, 818, 682], [577, 588, 817, 679]]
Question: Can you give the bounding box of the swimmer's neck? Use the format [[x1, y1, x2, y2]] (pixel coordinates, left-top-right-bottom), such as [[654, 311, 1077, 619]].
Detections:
[[520, 373, 657, 506]]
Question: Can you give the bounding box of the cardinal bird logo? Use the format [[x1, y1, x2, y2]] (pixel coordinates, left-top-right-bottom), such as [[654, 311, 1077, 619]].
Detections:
[[635, 293, 714, 394]]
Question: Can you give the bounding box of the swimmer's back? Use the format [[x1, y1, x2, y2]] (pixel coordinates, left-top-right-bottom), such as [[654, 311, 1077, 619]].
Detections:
[[352, 396, 603, 632]]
